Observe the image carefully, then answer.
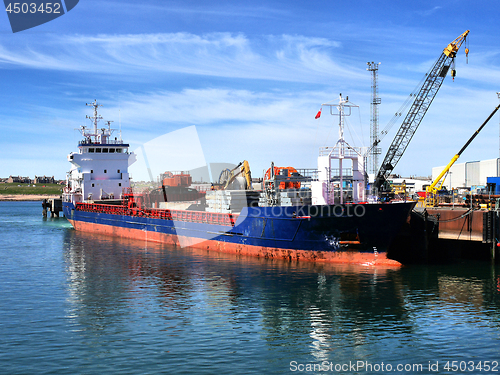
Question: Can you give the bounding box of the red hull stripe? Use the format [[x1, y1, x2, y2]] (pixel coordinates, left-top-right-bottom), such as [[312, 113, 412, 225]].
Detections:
[[68, 219, 402, 267]]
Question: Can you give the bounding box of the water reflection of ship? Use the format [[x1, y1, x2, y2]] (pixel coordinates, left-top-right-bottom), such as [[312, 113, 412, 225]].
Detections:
[[399, 264, 500, 313], [63, 231, 410, 333], [63, 230, 500, 364], [66, 229, 500, 311]]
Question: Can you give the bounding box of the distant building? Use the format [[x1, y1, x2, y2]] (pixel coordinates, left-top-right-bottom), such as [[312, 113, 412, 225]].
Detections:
[[34, 175, 55, 184], [7, 175, 31, 184], [432, 158, 500, 189]]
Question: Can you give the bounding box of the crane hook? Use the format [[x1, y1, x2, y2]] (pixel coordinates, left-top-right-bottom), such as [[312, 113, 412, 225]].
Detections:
[[465, 34, 469, 64], [450, 59, 456, 81]]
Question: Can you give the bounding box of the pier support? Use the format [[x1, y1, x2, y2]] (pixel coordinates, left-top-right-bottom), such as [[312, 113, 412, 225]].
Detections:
[[421, 207, 500, 263], [483, 209, 499, 262], [42, 198, 62, 218]]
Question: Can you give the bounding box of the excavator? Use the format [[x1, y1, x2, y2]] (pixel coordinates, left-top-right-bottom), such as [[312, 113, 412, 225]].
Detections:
[[425, 104, 500, 207], [373, 30, 469, 200], [218, 160, 252, 190]]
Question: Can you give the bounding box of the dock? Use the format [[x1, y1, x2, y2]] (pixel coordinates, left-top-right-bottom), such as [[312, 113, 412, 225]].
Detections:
[[42, 198, 62, 217], [427, 206, 499, 261], [390, 204, 500, 264], [426, 207, 484, 241]]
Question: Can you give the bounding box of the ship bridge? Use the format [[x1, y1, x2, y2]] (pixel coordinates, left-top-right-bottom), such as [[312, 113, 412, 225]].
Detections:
[[65, 100, 136, 204]]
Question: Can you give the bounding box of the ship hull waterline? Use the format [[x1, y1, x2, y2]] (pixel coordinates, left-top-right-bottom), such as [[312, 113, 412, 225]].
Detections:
[[63, 201, 415, 267]]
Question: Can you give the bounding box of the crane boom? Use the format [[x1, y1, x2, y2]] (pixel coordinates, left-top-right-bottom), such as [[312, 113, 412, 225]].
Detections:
[[425, 104, 500, 206], [374, 30, 469, 193]]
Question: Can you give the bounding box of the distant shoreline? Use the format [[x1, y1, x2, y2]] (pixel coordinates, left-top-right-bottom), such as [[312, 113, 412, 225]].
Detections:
[[0, 194, 61, 201]]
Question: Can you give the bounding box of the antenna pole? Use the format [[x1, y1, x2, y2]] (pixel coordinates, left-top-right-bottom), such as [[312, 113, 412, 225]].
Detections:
[[119, 108, 122, 141]]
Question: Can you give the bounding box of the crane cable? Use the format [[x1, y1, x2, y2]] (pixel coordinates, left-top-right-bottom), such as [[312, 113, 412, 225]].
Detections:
[[373, 54, 442, 148], [465, 34, 469, 64]]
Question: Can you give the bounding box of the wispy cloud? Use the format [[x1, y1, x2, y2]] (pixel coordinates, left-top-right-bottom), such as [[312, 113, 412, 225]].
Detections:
[[417, 6, 442, 17], [98, 1, 291, 20], [98, 87, 371, 176], [0, 86, 364, 178], [0, 32, 354, 83], [0, 17, 499, 180]]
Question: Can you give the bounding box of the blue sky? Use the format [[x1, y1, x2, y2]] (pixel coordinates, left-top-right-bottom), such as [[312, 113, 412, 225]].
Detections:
[[0, 0, 499, 180]]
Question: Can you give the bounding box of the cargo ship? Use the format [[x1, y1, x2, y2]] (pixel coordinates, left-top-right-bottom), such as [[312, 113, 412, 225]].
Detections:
[[63, 98, 415, 266]]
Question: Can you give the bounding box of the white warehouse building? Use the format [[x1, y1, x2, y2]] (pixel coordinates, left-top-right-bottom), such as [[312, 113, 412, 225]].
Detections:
[[432, 158, 500, 189]]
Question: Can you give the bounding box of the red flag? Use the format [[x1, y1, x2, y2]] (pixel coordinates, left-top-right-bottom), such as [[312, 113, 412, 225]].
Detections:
[[315, 108, 322, 119]]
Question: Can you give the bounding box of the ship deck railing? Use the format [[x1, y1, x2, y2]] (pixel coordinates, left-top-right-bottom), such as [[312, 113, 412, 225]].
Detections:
[[76, 202, 238, 226], [78, 140, 126, 146], [319, 147, 362, 158]]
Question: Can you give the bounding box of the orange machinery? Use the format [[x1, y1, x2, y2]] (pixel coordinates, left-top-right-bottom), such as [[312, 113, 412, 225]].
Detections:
[[264, 166, 301, 189]]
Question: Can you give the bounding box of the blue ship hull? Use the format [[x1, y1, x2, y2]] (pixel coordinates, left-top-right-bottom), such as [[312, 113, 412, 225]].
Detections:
[[63, 201, 415, 266]]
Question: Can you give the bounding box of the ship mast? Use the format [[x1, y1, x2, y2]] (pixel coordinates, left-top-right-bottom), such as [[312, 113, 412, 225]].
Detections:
[[86, 100, 103, 143], [322, 94, 359, 204]]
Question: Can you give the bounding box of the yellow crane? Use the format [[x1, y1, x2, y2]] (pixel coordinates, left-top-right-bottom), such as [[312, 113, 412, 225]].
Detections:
[[218, 160, 252, 190], [425, 104, 500, 207]]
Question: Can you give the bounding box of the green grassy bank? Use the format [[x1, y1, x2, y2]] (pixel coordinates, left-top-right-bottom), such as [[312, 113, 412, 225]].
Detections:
[[0, 183, 63, 195]]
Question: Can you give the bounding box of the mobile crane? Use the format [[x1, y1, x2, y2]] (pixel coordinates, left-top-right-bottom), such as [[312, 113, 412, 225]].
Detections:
[[425, 104, 500, 207], [374, 30, 469, 199]]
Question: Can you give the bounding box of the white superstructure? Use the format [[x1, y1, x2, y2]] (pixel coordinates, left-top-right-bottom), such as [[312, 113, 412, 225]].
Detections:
[[312, 94, 367, 205], [63, 100, 136, 204]]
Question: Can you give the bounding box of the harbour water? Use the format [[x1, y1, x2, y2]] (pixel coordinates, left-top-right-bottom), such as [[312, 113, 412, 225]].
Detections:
[[2, 201, 500, 374]]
